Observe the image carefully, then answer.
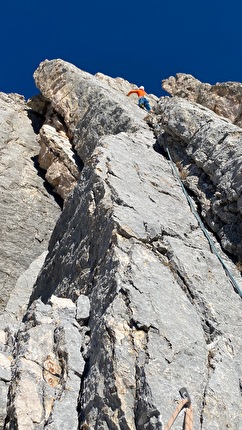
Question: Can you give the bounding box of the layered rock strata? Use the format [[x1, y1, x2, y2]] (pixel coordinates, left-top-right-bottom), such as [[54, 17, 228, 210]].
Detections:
[[0, 60, 241, 430]]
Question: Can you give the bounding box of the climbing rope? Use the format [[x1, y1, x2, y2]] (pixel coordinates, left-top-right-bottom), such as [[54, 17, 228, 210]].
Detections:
[[165, 388, 193, 430], [165, 146, 242, 298]]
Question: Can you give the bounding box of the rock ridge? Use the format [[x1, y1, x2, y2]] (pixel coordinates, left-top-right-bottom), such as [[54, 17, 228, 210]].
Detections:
[[0, 60, 241, 429], [162, 72, 242, 127]]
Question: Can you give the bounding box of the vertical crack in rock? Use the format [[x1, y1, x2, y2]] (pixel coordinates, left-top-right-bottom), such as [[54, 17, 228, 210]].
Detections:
[[36, 110, 84, 202], [239, 378, 242, 396], [78, 282, 163, 430], [4, 295, 88, 429], [166, 255, 221, 343], [161, 236, 242, 427]]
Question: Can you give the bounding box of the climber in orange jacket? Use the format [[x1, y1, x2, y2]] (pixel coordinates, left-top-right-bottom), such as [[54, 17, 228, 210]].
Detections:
[[127, 86, 151, 112]]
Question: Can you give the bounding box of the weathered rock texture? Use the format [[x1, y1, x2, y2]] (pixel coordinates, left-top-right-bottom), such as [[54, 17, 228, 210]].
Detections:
[[162, 73, 242, 127], [0, 60, 242, 430], [38, 124, 81, 200], [0, 92, 61, 311], [0, 91, 61, 429], [154, 96, 242, 263]]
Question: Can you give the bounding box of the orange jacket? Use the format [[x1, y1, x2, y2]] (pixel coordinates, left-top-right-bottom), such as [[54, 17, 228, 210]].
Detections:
[[127, 89, 146, 97]]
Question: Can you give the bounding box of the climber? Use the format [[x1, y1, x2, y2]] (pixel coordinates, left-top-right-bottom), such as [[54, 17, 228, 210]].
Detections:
[[127, 86, 151, 112]]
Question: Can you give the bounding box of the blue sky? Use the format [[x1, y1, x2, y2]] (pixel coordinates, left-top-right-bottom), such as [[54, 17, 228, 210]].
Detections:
[[1, 0, 242, 99]]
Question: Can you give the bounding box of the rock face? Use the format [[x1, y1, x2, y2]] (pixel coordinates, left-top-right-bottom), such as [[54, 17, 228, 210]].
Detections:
[[0, 60, 242, 430], [0, 91, 61, 429], [162, 73, 242, 127], [0, 92, 61, 312], [154, 96, 242, 262], [38, 124, 81, 200]]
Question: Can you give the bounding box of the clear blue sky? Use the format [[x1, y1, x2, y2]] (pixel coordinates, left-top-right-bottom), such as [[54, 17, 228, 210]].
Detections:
[[1, 0, 242, 99]]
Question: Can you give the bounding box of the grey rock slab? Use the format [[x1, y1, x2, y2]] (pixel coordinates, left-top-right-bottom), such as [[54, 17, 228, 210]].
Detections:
[[0, 251, 48, 325], [100, 131, 198, 242], [34, 59, 150, 162], [3, 61, 241, 429], [29, 121, 242, 428], [5, 296, 86, 429], [0, 381, 8, 428], [156, 96, 242, 260], [45, 386, 80, 430], [12, 358, 44, 430], [110, 239, 207, 428], [166, 235, 242, 422], [0, 352, 12, 382], [0, 92, 61, 313]]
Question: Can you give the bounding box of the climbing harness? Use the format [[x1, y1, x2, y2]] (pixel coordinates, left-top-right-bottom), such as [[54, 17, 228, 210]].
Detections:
[[165, 387, 193, 430], [165, 146, 242, 298]]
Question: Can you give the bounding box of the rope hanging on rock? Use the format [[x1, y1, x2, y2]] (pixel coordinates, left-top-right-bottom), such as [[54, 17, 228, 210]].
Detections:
[[165, 387, 193, 430], [165, 146, 242, 298]]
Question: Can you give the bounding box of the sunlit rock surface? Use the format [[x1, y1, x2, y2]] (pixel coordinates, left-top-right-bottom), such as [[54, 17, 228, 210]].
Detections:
[[0, 60, 241, 429], [162, 72, 242, 127], [0, 92, 60, 312]]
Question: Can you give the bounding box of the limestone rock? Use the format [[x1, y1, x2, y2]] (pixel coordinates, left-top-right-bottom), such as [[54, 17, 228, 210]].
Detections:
[[38, 124, 81, 200], [0, 92, 60, 429], [3, 296, 86, 429], [27, 93, 49, 116], [0, 60, 242, 429], [0, 92, 61, 313], [29, 59, 158, 201], [30, 59, 157, 201], [155, 96, 242, 261], [162, 73, 242, 126], [29, 125, 242, 429], [162, 73, 212, 102], [30, 61, 242, 429], [33, 59, 151, 161], [0, 251, 48, 324], [76, 295, 90, 322]]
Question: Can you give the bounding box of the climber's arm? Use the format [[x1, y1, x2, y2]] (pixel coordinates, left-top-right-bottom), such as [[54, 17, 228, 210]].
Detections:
[[127, 89, 138, 96]]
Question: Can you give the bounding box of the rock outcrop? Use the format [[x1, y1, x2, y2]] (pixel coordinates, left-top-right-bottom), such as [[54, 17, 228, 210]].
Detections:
[[37, 124, 81, 200], [162, 73, 242, 127], [154, 96, 242, 262], [0, 60, 241, 430]]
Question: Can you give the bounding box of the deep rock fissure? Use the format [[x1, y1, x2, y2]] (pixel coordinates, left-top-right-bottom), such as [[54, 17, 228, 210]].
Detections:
[[31, 155, 64, 208], [134, 363, 162, 430], [80, 323, 125, 428], [126, 307, 161, 429]]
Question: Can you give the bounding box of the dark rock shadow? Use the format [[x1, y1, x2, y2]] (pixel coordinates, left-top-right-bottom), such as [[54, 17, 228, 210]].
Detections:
[[153, 141, 169, 159], [27, 109, 45, 134], [31, 155, 63, 209]]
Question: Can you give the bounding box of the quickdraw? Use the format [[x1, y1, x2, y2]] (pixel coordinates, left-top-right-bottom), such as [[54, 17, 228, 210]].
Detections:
[[164, 387, 193, 430]]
